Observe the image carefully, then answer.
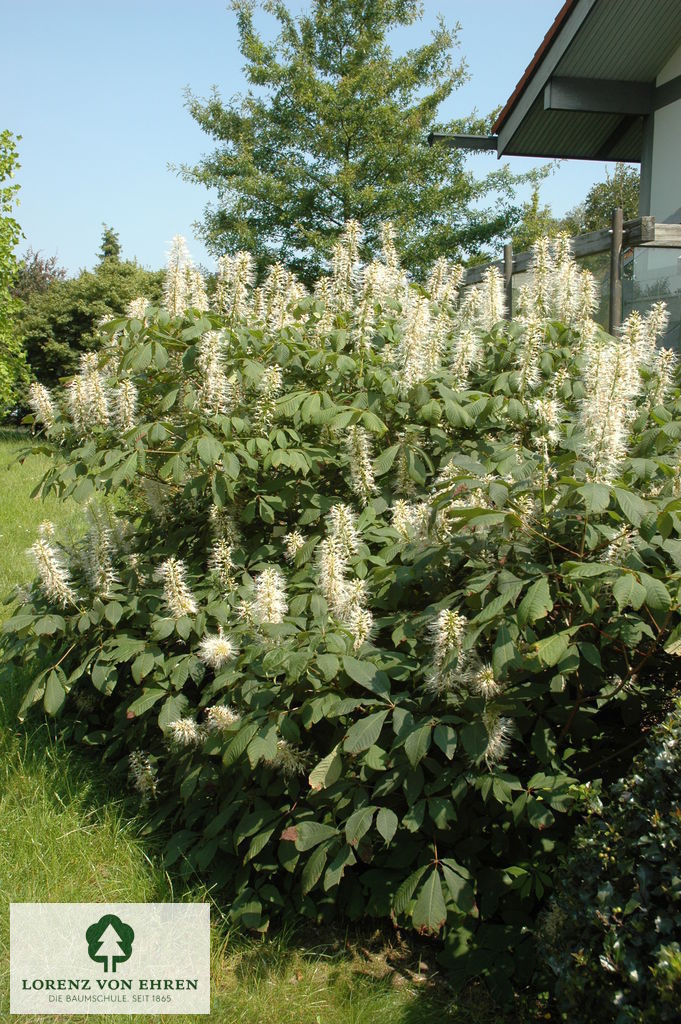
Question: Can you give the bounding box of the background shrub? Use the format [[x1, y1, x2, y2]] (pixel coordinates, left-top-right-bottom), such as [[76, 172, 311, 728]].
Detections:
[[3, 224, 681, 997], [540, 696, 681, 1022]]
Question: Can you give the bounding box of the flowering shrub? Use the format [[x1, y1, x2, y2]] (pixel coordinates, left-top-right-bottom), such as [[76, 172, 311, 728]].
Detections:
[[4, 224, 681, 993], [540, 697, 681, 1022]]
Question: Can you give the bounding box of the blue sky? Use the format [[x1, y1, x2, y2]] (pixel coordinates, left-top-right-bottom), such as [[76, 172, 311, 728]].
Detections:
[[2, 1, 621, 274]]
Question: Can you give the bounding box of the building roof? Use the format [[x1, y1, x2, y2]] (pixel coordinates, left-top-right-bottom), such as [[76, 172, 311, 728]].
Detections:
[[493, 0, 681, 161]]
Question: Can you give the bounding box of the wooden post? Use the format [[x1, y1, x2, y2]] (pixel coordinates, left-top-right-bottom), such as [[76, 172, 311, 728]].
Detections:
[[609, 207, 623, 334], [503, 242, 513, 319]]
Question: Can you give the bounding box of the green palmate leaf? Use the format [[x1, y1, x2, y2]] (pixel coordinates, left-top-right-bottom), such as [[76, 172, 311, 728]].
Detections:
[[460, 721, 489, 759], [247, 725, 279, 766], [412, 868, 448, 935], [158, 693, 189, 731], [294, 821, 340, 851], [578, 482, 611, 513], [612, 573, 647, 611], [127, 687, 166, 717], [308, 744, 342, 791], [344, 710, 389, 753], [614, 487, 651, 527], [440, 860, 476, 914], [301, 840, 331, 895], [563, 562, 614, 578], [197, 435, 223, 466], [639, 572, 672, 612], [393, 865, 429, 914], [223, 721, 260, 766], [43, 670, 66, 715], [404, 723, 432, 767], [315, 653, 340, 681], [344, 806, 376, 846], [433, 724, 457, 759], [372, 444, 400, 475], [376, 807, 398, 844], [517, 577, 553, 626], [323, 843, 356, 891], [533, 632, 571, 667]]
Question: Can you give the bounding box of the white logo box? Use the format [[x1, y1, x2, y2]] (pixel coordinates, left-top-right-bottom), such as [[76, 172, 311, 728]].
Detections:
[[10, 903, 210, 1015]]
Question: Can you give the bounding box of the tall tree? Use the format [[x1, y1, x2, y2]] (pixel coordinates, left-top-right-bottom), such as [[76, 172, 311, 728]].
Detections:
[[13, 248, 66, 303], [0, 130, 28, 415], [582, 163, 639, 231], [98, 225, 122, 263], [182, 0, 531, 282]]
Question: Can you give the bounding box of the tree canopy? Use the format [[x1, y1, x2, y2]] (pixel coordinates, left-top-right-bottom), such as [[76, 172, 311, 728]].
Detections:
[[182, 0, 533, 282], [98, 225, 122, 263], [15, 233, 164, 385], [0, 130, 29, 414]]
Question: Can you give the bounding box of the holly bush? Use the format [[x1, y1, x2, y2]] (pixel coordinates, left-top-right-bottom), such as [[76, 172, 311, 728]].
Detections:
[[540, 697, 681, 1022], [3, 226, 681, 995]]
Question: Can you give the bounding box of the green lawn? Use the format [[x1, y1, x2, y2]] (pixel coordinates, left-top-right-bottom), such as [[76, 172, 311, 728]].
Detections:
[[0, 429, 524, 1024]]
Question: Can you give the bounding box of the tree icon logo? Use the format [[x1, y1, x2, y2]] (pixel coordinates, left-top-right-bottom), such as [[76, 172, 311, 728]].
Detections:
[[85, 914, 135, 973]]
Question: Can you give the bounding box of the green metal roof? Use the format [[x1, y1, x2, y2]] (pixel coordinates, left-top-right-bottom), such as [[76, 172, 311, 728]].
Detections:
[[495, 0, 681, 161]]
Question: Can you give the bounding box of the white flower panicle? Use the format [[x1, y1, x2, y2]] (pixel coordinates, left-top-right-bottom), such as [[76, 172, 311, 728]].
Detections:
[[114, 379, 138, 431], [478, 266, 507, 332], [214, 251, 255, 320], [164, 235, 191, 316], [577, 304, 661, 481], [471, 663, 503, 700], [66, 376, 89, 433], [317, 536, 350, 616], [128, 750, 158, 801], [283, 530, 305, 562], [209, 505, 240, 544], [204, 705, 240, 732], [67, 352, 110, 431], [345, 604, 374, 651], [186, 266, 209, 312], [208, 538, 235, 587], [330, 220, 362, 312], [155, 557, 198, 619], [450, 327, 482, 388], [645, 301, 669, 351], [603, 526, 635, 565], [197, 331, 232, 416], [345, 425, 376, 505], [428, 609, 468, 693], [328, 503, 361, 557], [255, 364, 283, 432], [265, 740, 307, 780], [352, 263, 383, 352], [255, 262, 307, 333], [197, 628, 237, 670], [28, 382, 56, 428], [126, 296, 149, 319], [82, 502, 117, 596], [649, 347, 676, 408], [529, 236, 555, 318], [515, 310, 544, 393], [483, 715, 512, 768], [395, 295, 438, 393], [29, 522, 77, 607], [392, 499, 429, 541], [252, 567, 288, 624], [167, 717, 202, 747], [428, 258, 464, 307]]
